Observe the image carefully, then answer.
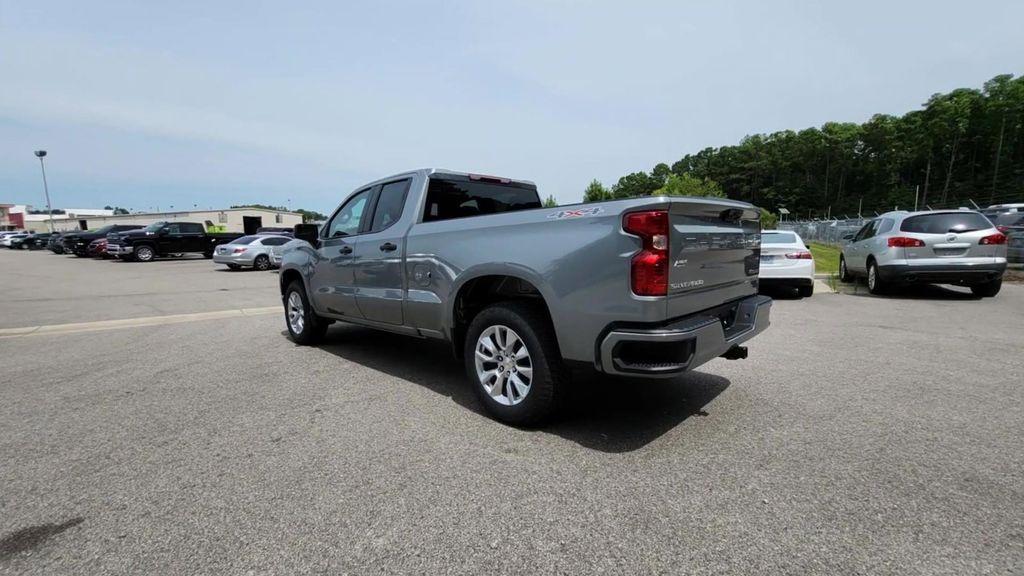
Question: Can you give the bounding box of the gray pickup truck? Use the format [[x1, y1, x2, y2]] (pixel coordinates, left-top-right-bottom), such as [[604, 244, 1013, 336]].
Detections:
[[280, 169, 771, 424]]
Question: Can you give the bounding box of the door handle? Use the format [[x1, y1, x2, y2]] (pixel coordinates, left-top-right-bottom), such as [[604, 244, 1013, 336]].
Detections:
[[339, 246, 353, 255], [380, 242, 397, 252]]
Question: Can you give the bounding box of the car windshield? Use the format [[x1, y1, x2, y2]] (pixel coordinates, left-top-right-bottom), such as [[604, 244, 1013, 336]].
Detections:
[[761, 232, 798, 244], [900, 212, 992, 234], [230, 236, 259, 245]]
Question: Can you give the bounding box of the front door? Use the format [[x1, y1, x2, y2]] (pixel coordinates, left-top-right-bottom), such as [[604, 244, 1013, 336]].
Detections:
[[308, 189, 372, 319], [352, 179, 411, 325]]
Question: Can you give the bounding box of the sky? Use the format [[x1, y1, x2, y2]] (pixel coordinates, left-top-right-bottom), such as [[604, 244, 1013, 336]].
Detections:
[[2, 1, 1023, 214]]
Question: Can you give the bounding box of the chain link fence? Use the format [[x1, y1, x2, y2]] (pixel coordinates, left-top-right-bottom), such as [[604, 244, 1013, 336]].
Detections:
[[777, 218, 867, 246]]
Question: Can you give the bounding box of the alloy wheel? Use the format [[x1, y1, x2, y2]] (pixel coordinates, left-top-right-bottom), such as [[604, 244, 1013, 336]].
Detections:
[[287, 291, 305, 334], [474, 325, 533, 406]]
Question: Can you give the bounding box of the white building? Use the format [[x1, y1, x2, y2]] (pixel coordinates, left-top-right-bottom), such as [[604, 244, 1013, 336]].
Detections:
[[3, 204, 302, 234]]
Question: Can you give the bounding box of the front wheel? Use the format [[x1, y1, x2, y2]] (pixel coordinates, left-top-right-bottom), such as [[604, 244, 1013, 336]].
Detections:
[[464, 302, 567, 426], [134, 245, 155, 262], [284, 281, 328, 345], [971, 278, 1002, 297], [838, 256, 853, 283]]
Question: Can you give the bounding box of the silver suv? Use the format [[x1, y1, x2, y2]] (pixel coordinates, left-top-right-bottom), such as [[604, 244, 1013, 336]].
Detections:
[[839, 210, 1007, 297]]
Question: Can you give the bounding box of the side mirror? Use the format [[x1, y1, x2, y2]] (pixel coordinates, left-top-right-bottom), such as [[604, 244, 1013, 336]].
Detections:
[[842, 233, 854, 241], [294, 224, 320, 247]]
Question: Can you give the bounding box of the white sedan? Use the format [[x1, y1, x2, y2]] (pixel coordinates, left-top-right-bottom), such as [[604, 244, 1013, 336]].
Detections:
[[758, 230, 815, 297]]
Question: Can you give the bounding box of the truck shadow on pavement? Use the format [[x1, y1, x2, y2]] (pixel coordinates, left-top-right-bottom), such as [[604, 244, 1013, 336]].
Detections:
[[312, 324, 730, 453]]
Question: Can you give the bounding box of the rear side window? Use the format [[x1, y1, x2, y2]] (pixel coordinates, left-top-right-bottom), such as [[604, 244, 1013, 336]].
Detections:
[[370, 179, 411, 232], [900, 213, 992, 234], [182, 223, 205, 234], [259, 236, 289, 246], [423, 178, 541, 222], [232, 236, 259, 245]]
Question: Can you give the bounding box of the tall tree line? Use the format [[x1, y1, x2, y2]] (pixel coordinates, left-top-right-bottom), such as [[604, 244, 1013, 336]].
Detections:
[[588, 74, 1024, 217]]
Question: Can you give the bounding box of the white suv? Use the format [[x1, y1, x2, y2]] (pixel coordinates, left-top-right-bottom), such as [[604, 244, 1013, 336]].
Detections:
[[839, 210, 1007, 297]]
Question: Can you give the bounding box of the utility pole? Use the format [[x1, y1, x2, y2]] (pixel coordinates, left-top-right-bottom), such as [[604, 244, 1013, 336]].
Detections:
[[34, 151, 54, 232], [857, 197, 863, 218], [913, 185, 919, 211]]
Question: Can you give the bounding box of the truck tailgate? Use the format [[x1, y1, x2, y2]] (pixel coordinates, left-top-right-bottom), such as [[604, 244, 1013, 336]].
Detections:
[[666, 200, 761, 319]]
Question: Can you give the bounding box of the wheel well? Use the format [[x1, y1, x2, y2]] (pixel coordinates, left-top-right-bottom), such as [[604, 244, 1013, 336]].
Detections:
[[866, 255, 876, 267], [280, 269, 303, 295], [451, 275, 552, 358]]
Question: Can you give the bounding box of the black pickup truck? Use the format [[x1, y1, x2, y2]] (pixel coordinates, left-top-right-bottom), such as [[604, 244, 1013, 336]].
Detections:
[[106, 221, 244, 261], [62, 224, 145, 256]]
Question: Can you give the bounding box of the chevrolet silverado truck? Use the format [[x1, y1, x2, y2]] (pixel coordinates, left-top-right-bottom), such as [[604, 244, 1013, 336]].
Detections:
[[280, 169, 771, 424], [106, 221, 243, 261]]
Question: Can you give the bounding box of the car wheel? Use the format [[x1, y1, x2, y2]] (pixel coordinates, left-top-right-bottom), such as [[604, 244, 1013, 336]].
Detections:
[[227, 264, 241, 270], [254, 255, 271, 271], [464, 301, 567, 426], [867, 260, 886, 295], [970, 277, 1002, 297], [284, 281, 328, 345], [135, 245, 155, 262], [798, 283, 814, 298], [838, 256, 853, 283]]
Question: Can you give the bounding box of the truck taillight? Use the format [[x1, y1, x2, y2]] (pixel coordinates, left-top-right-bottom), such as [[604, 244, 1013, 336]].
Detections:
[[624, 210, 669, 296], [980, 233, 1006, 245], [887, 237, 925, 248], [784, 251, 812, 259]]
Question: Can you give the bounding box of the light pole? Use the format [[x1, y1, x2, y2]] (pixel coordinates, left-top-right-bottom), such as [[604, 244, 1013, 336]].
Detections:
[[34, 150, 54, 233]]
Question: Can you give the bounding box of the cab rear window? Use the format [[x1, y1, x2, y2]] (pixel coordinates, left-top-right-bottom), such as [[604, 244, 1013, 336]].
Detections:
[[423, 177, 541, 222], [900, 213, 991, 234]]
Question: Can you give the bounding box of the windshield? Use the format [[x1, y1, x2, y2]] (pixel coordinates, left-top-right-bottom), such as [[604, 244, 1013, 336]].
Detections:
[[144, 222, 167, 232], [900, 212, 992, 234], [761, 232, 798, 244]]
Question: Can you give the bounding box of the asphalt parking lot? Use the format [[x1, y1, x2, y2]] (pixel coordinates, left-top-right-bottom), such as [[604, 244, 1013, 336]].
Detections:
[[1, 249, 1022, 575]]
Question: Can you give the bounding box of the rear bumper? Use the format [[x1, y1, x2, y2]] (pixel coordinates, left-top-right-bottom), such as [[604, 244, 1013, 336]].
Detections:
[[877, 262, 1006, 284], [598, 294, 772, 378]]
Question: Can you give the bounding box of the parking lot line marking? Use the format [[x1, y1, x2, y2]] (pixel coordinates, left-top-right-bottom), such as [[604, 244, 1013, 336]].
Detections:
[[0, 306, 280, 339]]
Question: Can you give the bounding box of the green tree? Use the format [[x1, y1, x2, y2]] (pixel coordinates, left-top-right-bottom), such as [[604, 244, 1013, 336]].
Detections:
[[612, 172, 661, 198], [542, 194, 558, 207], [582, 179, 612, 202], [654, 173, 726, 198], [760, 209, 778, 230]]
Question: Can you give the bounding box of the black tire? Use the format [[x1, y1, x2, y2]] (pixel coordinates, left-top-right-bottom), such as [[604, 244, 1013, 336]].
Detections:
[[227, 264, 241, 270], [798, 283, 814, 298], [971, 277, 1002, 297], [838, 256, 853, 283], [867, 259, 886, 295], [134, 245, 155, 262], [284, 280, 328, 345], [254, 255, 271, 271], [463, 301, 567, 426]]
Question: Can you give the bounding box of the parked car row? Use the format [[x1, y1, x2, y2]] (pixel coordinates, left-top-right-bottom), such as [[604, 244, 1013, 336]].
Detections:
[[23, 221, 302, 273]]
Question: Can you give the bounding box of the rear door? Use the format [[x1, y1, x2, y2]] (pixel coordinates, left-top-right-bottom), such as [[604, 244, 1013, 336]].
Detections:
[[352, 178, 412, 325], [666, 200, 761, 319], [899, 212, 1002, 263]]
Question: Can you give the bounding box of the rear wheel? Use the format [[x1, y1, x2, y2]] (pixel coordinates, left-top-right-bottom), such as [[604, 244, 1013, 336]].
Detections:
[[254, 255, 271, 271], [284, 281, 328, 345], [838, 256, 853, 283], [464, 302, 567, 426], [971, 277, 1002, 297], [867, 260, 886, 295]]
